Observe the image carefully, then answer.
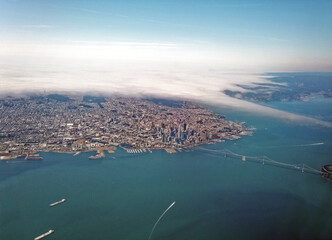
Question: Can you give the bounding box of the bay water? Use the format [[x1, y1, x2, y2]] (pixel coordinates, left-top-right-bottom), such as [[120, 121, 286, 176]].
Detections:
[[0, 97, 332, 240]]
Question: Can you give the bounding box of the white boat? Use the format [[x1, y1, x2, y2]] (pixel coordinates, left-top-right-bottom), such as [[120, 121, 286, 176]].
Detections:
[[34, 230, 54, 240], [49, 199, 66, 207]]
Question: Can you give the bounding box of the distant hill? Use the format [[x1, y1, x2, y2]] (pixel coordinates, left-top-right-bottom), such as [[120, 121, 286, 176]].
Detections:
[[47, 94, 73, 102], [224, 72, 332, 102]]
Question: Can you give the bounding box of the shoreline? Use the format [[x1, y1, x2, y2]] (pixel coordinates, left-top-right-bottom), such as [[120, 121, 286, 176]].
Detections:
[[0, 136, 249, 161], [0, 95, 252, 161]]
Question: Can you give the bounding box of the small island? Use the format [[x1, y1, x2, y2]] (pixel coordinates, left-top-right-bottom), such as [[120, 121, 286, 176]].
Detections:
[[0, 95, 252, 160], [321, 165, 332, 181]]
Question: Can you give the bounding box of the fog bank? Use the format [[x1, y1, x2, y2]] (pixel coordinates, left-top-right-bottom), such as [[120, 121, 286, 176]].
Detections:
[[0, 54, 331, 127]]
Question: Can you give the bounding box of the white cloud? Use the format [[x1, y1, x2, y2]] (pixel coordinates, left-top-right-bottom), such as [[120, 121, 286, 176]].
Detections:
[[0, 42, 331, 128], [66, 40, 178, 48], [21, 25, 54, 29]]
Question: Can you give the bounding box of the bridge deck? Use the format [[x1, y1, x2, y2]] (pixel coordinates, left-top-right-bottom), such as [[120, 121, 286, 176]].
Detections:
[[197, 147, 322, 175]]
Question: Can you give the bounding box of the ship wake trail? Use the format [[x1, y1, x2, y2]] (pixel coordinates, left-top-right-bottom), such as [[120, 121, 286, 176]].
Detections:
[[264, 142, 324, 148], [300, 142, 324, 146], [148, 201, 176, 240]]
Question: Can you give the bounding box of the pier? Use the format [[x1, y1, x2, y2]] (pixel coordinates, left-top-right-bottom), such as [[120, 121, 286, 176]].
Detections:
[[25, 154, 43, 160], [125, 148, 147, 154], [197, 147, 322, 175]]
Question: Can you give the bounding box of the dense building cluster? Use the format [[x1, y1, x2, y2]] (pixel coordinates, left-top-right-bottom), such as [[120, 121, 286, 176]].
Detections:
[[0, 95, 252, 159]]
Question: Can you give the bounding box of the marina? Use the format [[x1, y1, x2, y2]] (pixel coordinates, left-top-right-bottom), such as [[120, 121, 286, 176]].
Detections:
[[126, 148, 146, 154]]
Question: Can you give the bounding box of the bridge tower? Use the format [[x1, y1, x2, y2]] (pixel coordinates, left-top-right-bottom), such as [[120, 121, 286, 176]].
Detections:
[[242, 156, 246, 162]]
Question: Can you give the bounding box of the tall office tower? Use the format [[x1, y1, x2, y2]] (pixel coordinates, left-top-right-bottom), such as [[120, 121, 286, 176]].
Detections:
[[177, 125, 181, 139]]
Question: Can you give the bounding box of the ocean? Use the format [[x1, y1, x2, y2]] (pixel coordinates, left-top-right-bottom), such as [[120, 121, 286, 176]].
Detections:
[[0, 97, 332, 240]]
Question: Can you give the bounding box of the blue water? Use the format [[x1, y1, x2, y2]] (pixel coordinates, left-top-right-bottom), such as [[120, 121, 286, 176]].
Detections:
[[1, 98, 332, 240]]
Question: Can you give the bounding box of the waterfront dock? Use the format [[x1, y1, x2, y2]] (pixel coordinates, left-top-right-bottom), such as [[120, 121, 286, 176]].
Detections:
[[25, 154, 43, 160], [126, 148, 145, 154]]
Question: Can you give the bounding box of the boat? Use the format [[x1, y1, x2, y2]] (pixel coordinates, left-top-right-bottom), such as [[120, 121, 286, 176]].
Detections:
[[49, 199, 66, 207], [34, 230, 54, 240]]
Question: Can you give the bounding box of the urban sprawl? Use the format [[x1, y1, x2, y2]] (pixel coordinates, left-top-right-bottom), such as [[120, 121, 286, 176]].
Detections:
[[0, 95, 252, 159]]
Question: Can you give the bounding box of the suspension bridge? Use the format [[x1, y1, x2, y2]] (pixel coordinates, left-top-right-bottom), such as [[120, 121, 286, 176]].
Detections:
[[197, 147, 322, 175]]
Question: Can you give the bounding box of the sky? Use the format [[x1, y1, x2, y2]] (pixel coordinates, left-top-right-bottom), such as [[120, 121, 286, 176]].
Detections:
[[1, 0, 332, 126], [1, 0, 332, 70]]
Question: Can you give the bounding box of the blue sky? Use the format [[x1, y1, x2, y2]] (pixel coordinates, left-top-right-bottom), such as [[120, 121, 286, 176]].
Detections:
[[1, 0, 332, 70]]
